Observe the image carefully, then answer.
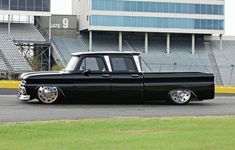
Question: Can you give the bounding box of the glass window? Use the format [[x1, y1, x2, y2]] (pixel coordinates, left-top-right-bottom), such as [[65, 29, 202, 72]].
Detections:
[[181, 3, 188, 13], [162, 3, 168, 13], [188, 4, 194, 14], [43, 0, 50, 11], [79, 57, 107, 72], [195, 19, 201, 29], [195, 4, 200, 14], [176, 3, 181, 13], [169, 3, 176, 13], [35, 0, 42, 11], [130, 1, 137, 11], [219, 20, 224, 30], [137, 1, 143, 12], [10, 0, 17, 10], [207, 20, 213, 29], [124, 1, 130, 11], [2, 0, 9, 10], [201, 20, 207, 29], [219, 5, 224, 15], [143, 2, 150, 12], [156, 2, 162, 12], [104, 0, 110, 10], [91, 15, 224, 30], [111, 57, 137, 72], [201, 4, 207, 14], [26, 0, 34, 11], [92, 0, 97, 9], [91, 0, 224, 15], [18, 0, 26, 10], [213, 5, 219, 15], [207, 5, 213, 14], [150, 2, 156, 12], [213, 20, 219, 30]]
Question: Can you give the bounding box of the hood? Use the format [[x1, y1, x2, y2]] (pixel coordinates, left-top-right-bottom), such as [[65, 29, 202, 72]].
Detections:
[[20, 71, 64, 80]]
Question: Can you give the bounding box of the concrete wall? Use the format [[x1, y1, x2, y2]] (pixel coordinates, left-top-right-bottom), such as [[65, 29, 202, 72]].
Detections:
[[36, 15, 78, 36]]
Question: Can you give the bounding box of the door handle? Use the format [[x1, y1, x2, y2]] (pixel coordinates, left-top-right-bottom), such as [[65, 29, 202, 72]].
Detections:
[[102, 74, 110, 78], [131, 74, 139, 78]]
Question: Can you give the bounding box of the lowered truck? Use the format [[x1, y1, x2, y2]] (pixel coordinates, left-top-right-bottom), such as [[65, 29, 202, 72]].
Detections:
[[18, 52, 214, 105]]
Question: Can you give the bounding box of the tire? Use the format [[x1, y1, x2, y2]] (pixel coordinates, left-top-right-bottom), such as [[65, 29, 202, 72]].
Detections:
[[37, 86, 61, 104], [168, 89, 192, 105]]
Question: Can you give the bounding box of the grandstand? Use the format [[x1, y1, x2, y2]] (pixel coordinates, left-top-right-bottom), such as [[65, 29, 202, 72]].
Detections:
[[210, 41, 235, 85], [1, 0, 235, 86], [0, 0, 51, 77]]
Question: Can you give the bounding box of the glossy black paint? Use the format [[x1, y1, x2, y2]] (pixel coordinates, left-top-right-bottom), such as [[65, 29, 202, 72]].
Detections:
[[20, 53, 214, 103]]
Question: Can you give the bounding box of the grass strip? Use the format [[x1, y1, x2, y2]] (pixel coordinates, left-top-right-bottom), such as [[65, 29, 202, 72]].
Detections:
[[0, 116, 235, 150]]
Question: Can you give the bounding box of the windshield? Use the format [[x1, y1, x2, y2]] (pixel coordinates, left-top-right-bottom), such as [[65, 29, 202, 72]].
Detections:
[[65, 56, 80, 71]]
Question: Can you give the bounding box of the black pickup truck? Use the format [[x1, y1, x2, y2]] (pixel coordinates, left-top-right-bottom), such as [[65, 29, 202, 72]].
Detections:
[[18, 52, 214, 105]]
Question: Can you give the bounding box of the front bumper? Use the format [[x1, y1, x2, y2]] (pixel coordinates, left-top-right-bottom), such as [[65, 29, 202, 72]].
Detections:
[[18, 94, 30, 101], [18, 86, 30, 101]]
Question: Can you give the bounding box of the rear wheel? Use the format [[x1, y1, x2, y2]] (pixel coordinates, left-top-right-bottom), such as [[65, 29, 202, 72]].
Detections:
[[37, 86, 60, 104], [168, 89, 192, 105]]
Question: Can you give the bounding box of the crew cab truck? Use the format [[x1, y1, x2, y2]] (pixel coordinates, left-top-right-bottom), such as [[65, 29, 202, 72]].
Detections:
[[18, 52, 214, 105]]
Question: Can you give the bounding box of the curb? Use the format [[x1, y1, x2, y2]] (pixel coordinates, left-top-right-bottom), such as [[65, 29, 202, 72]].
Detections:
[[215, 86, 235, 94], [0, 81, 235, 94], [0, 81, 20, 89]]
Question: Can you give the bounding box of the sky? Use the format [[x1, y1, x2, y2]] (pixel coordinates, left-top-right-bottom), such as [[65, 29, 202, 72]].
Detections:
[[51, 0, 235, 36]]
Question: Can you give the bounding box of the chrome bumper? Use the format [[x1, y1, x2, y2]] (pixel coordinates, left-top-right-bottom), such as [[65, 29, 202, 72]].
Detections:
[[18, 94, 30, 101], [18, 86, 30, 101]]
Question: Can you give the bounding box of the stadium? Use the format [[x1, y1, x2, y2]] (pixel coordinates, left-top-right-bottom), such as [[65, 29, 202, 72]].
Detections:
[[0, 0, 234, 86], [1, 1, 235, 149]]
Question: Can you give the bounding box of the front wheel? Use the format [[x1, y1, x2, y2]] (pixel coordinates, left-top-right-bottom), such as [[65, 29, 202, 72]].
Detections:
[[37, 86, 60, 104], [168, 89, 192, 105]]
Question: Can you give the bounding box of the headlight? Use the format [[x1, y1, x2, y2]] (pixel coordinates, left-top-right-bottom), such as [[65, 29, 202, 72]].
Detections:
[[22, 80, 27, 84], [19, 86, 27, 95]]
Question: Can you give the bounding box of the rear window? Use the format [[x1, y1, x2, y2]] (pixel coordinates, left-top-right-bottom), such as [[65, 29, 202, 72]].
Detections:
[[110, 56, 137, 72]]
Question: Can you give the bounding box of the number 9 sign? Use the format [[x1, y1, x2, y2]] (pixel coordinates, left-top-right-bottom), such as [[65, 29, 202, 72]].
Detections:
[[63, 18, 69, 28]]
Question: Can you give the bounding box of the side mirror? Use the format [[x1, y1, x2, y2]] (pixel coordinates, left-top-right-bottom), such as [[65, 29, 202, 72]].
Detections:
[[82, 69, 91, 76]]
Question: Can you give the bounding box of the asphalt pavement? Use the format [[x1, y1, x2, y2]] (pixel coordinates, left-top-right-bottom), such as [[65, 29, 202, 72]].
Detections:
[[0, 91, 235, 122]]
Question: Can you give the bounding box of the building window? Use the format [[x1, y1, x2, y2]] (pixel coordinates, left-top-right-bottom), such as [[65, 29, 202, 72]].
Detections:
[[91, 15, 224, 30], [91, 0, 224, 15]]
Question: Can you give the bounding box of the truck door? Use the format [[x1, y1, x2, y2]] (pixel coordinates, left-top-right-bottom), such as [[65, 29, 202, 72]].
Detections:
[[109, 55, 143, 103], [74, 56, 111, 103]]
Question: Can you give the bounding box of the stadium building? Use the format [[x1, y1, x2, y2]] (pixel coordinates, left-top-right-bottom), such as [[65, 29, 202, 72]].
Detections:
[[75, 0, 225, 53], [1, 0, 235, 86]]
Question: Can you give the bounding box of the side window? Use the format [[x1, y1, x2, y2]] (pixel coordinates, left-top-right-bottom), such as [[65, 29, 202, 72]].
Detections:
[[111, 56, 137, 72], [79, 57, 107, 72]]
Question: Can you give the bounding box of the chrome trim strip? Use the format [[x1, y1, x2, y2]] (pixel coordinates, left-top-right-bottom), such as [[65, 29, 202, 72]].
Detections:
[[104, 55, 112, 72]]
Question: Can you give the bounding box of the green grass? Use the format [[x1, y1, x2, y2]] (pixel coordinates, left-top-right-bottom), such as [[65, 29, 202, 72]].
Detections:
[[1, 116, 235, 150]]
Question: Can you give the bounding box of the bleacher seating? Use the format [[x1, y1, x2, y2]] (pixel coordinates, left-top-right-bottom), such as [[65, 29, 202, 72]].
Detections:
[[0, 23, 46, 73], [0, 23, 45, 42], [128, 36, 213, 73], [52, 36, 89, 63], [0, 58, 8, 71], [0, 38, 32, 72], [210, 41, 235, 85], [53, 33, 213, 74]]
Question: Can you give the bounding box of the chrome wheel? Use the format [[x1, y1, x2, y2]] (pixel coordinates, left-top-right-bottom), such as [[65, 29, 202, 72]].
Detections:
[[38, 86, 59, 104], [169, 89, 191, 105]]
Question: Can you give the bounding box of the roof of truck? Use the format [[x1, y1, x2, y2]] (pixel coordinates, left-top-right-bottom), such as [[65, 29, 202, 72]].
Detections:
[[72, 51, 141, 56]]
